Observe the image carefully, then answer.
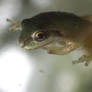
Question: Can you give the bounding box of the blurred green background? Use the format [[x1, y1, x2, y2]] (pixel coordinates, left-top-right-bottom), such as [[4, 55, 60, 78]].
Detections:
[[1, 0, 92, 92]]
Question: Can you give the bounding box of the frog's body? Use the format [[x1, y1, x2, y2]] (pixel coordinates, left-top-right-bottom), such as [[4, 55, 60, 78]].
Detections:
[[7, 12, 92, 66]]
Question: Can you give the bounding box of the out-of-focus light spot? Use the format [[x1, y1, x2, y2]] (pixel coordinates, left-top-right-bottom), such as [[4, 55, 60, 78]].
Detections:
[[31, 0, 51, 8], [0, 47, 34, 92], [56, 72, 78, 92]]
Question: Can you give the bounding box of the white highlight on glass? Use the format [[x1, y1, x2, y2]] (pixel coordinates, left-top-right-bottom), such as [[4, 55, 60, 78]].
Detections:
[[0, 48, 34, 92]]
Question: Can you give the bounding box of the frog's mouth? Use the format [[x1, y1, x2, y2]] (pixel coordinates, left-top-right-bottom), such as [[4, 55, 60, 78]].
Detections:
[[19, 38, 54, 50], [26, 40, 55, 50]]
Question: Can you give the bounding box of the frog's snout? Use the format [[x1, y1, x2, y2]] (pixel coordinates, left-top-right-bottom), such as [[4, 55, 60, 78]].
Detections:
[[19, 39, 32, 50], [19, 42, 25, 48], [19, 42, 30, 50]]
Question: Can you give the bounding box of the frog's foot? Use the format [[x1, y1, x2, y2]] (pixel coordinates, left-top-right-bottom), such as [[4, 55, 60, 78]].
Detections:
[[6, 18, 22, 31], [72, 55, 92, 66]]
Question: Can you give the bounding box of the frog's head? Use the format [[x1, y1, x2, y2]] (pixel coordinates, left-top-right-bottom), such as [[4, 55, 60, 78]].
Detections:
[[19, 12, 65, 50], [19, 29, 55, 50]]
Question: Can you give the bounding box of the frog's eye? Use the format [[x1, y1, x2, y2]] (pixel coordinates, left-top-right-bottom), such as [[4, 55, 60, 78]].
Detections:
[[32, 31, 47, 42]]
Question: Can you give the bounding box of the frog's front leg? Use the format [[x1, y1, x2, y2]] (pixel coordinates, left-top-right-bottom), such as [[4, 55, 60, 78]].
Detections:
[[7, 18, 22, 31], [72, 55, 92, 66], [47, 42, 79, 55]]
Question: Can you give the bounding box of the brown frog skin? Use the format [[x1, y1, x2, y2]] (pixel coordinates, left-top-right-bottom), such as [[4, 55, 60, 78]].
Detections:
[[7, 11, 92, 66]]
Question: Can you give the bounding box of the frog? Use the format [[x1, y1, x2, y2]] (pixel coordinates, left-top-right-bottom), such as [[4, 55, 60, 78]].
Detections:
[[7, 11, 92, 66]]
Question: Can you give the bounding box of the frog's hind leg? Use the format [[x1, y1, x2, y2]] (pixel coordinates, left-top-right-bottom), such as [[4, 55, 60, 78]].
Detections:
[[72, 55, 92, 66]]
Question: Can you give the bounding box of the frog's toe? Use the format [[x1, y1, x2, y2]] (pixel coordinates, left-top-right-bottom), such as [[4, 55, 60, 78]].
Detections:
[[72, 60, 82, 64], [84, 57, 92, 66], [84, 62, 89, 66]]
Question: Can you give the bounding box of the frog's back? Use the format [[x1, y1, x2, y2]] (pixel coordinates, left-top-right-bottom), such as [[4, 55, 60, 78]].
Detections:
[[22, 12, 83, 29]]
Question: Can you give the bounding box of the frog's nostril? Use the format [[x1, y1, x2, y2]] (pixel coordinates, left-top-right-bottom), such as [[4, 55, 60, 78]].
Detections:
[[19, 42, 25, 48]]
